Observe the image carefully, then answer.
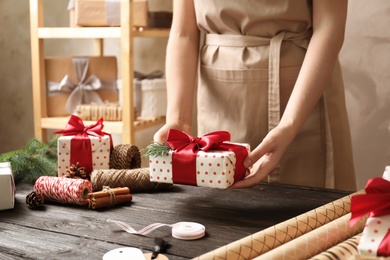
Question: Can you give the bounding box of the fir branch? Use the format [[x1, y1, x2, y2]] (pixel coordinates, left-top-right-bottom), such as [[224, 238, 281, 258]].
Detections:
[[0, 136, 59, 183], [142, 142, 172, 157]]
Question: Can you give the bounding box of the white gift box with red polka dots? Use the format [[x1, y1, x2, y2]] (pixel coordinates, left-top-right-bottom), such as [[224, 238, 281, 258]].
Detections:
[[57, 135, 111, 178], [357, 166, 390, 257], [149, 143, 250, 189]]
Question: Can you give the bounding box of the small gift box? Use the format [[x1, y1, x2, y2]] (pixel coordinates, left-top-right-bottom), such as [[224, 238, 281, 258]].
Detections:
[[46, 56, 118, 116], [0, 162, 15, 210], [148, 129, 249, 189], [55, 115, 112, 179], [350, 166, 390, 257], [68, 0, 148, 27]]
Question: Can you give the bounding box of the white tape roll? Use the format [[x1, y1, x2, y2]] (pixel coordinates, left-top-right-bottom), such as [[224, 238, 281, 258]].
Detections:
[[172, 222, 206, 240]]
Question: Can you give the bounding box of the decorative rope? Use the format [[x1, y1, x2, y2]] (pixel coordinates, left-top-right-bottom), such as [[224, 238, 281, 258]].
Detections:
[[90, 168, 172, 193], [110, 144, 141, 170], [34, 176, 92, 206]]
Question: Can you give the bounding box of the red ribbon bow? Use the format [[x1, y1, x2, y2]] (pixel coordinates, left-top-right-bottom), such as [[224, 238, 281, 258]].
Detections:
[[166, 129, 248, 186], [167, 129, 231, 152], [54, 115, 112, 177], [350, 177, 390, 226], [350, 177, 390, 256]]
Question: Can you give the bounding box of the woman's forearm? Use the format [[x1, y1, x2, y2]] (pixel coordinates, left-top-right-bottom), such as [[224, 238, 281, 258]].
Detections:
[[165, 0, 200, 127], [279, 0, 348, 136]]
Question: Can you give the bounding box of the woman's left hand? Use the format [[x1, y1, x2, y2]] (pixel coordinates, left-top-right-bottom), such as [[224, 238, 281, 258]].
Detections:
[[230, 125, 294, 189]]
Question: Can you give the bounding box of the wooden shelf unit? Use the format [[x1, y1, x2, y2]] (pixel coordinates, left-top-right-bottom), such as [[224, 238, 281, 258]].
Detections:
[[29, 0, 169, 144]]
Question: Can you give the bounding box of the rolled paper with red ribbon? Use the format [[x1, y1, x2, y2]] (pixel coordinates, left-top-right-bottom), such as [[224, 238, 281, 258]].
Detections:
[[34, 176, 92, 206], [149, 129, 249, 189], [350, 176, 390, 257], [55, 115, 113, 179]]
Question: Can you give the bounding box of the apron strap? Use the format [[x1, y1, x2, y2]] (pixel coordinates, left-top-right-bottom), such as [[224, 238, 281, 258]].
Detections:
[[268, 31, 285, 131]]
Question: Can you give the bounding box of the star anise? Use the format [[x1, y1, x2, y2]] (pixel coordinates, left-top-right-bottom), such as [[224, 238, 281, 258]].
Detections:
[[65, 162, 87, 179]]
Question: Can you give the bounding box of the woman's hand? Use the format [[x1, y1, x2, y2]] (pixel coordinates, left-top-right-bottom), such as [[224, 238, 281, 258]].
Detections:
[[153, 123, 192, 143], [230, 125, 295, 189]]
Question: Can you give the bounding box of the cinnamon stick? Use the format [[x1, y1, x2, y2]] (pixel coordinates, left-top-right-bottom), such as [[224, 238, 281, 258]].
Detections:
[[88, 194, 133, 209], [87, 187, 130, 199], [87, 187, 132, 209]]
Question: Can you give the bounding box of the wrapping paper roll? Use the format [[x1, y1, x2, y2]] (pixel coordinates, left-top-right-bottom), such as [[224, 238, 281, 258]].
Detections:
[[309, 233, 361, 260], [254, 213, 366, 260], [196, 191, 364, 260], [34, 176, 92, 206]]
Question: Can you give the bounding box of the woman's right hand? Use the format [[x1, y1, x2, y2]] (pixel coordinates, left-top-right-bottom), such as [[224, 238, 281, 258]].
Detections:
[[153, 123, 192, 144]]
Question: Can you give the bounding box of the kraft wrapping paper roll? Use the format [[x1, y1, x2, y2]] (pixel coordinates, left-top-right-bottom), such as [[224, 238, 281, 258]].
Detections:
[[253, 213, 366, 260], [195, 190, 364, 260], [34, 176, 92, 206], [309, 233, 362, 260]]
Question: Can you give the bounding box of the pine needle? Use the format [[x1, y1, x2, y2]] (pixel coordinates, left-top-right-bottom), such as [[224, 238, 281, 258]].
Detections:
[[0, 135, 59, 183], [142, 142, 172, 157]]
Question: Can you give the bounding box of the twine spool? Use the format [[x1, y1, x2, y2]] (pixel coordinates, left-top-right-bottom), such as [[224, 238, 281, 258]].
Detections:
[[34, 176, 92, 206], [90, 168, 172, 193], [110, 144, 141, 170]]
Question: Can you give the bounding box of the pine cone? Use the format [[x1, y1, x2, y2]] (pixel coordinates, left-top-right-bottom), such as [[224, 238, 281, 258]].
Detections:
[[66, 162, 87, 179], [26, 191, 44, 209]]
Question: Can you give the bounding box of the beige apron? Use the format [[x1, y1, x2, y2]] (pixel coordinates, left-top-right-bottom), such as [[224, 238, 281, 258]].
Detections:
[[194, 0, 357, 190]]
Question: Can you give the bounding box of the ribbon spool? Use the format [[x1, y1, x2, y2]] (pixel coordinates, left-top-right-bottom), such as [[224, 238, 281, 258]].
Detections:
[[107, 219, 206, 240], [172, 222, 206, 240]]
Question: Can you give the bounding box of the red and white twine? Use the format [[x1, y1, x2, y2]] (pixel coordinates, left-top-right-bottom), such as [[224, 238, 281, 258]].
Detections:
[[34, 176, 92, 206]]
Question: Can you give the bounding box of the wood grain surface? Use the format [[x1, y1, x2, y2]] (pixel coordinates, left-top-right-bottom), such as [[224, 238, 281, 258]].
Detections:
[[0, 182, 351, 259]]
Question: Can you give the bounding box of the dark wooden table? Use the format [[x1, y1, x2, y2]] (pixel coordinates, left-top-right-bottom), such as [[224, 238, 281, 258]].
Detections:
[[0, 182, 351, 260]]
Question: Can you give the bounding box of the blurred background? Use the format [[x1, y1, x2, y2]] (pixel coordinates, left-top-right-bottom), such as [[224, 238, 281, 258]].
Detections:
[[0, 0, 389, 189]]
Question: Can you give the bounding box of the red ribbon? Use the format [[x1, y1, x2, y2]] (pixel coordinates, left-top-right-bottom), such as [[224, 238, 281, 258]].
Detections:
[[166, 129, 248, 186], [379, 229, 390, 257], [350, 177, 390, 256], [54, 115, 112, 177]]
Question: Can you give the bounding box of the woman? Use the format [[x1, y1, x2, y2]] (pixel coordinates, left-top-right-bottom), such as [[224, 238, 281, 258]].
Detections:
[[154, 0, 357, 191]]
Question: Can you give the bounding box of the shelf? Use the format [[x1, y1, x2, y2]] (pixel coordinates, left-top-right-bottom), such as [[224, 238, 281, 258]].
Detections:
[[41, 116, 166, 134], [30, 0, 170, 144], [38, 27, 170, 39]]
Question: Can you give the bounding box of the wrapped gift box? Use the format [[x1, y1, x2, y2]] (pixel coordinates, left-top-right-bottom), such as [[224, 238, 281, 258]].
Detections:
[[69, 0, 148, 27], [56, 116, 112, 179], [46, 56, 118, 117], [350, 166, 390, 257], [0, 162, 15, 210], [149, 130, 249, 189]]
